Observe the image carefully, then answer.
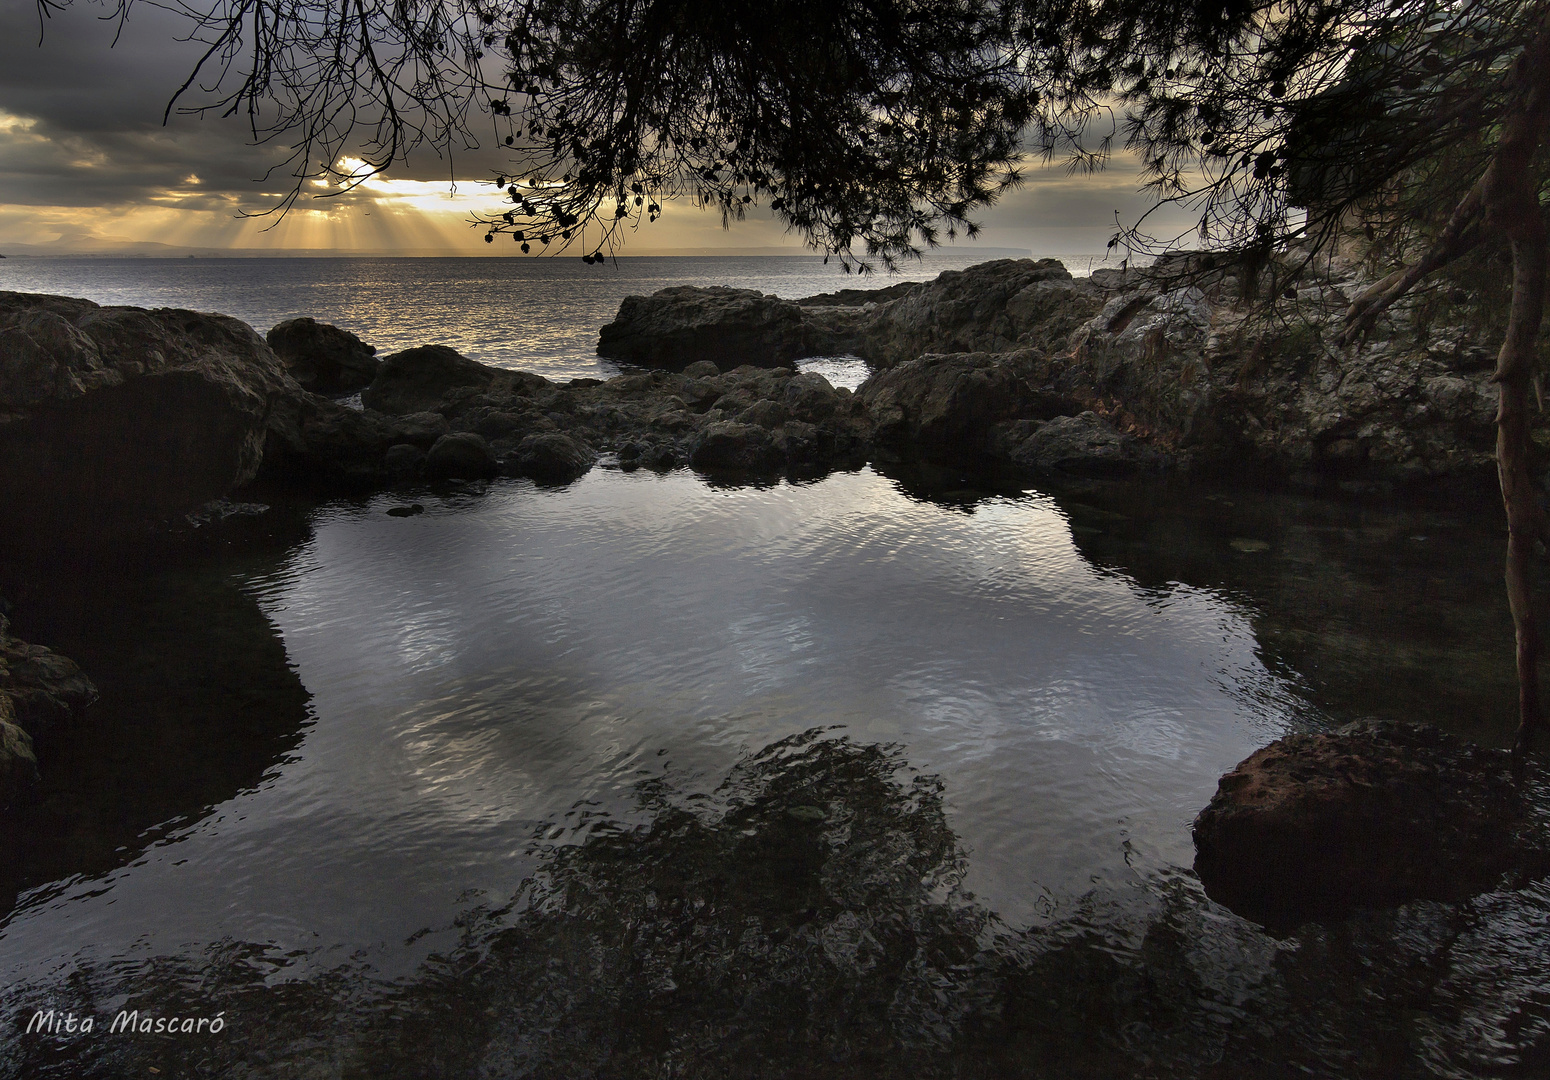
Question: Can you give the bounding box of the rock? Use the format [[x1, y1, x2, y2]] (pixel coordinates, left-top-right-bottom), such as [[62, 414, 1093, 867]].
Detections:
[[736, 399, 788, 429], [795, 280, 925, 307], [689, 421, 785, 474], [0, 292, 294, 537], [362, 345, 548, 415], [682, 360, 720, 379], [856, 349, 1069, 458], [265, 317, 378, 394], [1008, 412, 1163, 476], [386, 503, 425, 517], [0, 694, 38, 809], [395, 410, 452, 445], [783, 371, 843, 422], [510, 432, 595, 485], [384, 443, 426, 475], [1192, 720, 1545, 930], [261, 392, 412, 486], [425, 432, 498, 479], [857, 259, 1101, 368], [598, 287, 841, 369]]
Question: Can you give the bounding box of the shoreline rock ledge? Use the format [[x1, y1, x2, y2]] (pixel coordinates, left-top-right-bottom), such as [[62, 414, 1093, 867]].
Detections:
[[1193, 720, 1550, 931]]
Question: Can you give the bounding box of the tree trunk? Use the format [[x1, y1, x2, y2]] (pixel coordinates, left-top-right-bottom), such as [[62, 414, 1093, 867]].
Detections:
[[1495, 213, 1546, 758], [1483, 27, 1550, 756]]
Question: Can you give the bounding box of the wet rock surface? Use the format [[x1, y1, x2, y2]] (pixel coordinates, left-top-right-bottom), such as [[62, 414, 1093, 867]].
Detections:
[[1193, 720, 1549, 931], [265, 317, 379, 394]]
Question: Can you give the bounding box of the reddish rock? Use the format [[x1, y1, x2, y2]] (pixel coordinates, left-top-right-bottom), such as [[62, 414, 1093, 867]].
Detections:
[[1193, 720, 1545, 930]]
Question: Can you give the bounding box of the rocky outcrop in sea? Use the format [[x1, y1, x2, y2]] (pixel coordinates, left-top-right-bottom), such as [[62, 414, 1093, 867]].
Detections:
[[598, 254, 1507, 486]]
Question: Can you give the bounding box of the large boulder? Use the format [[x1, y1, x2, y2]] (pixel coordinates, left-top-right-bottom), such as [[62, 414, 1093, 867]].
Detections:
[[1193, 720, 1546, 931], [1006, 411, 1165, 476], [265, 317, 379, 394], [0, 612, 96, 807], [855, 259, 1103, 368], [426, 432, 499, 479], [510, 432, 595, 485], [598, 287, 848, 369], [362, 345, 549, 416], [689, 421, 786, 473], [0, 292, 294, 538], [856, 349, 1068, 456], [260, 392, 416, 486]]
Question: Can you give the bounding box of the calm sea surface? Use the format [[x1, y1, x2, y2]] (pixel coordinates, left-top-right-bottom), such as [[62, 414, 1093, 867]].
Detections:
[[0, 257, 1546, 1077], [0, 251, 1105, 382]]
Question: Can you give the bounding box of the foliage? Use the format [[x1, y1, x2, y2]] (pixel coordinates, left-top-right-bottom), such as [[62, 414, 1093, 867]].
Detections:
[[114, 0, 1040, 267], [1008, 0, 1546, 271]]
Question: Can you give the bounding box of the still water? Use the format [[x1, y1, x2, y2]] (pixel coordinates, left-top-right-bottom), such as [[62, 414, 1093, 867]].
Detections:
[[0, 255, 1545, 1076], [2, 461, 1545, 1078]]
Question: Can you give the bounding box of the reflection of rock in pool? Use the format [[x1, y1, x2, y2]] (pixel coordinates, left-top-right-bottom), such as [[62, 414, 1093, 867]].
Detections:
[[10, 728, 1550, 1078], [0, 560, 312, 917]]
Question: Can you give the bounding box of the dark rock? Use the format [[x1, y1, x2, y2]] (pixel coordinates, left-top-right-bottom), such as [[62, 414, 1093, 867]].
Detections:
[[511, 432, 595, 484], [261, 392, 409, 486], [0, 293, 294, 537], [857, 259, 1100, 368], [795, 280, 925, 307], [783, 371, 843, 422], [395, 410, 452, 445], [363, 347, 548, 416], [265, 317, 379, 394], [736, 399, 788, 429], [689, 421, 785, 474], [857, 349, 1061, 457], [0, 614, 97, 746], [598, 287, 837, 369], [1192, 720, 1546, 930], [1008, 412, 1163, 476], [0, 695, 37, 809], [386, 503, 425, 517], [426, 432, 498, 479], [682, 360, 720, 379], [384, 443, 426, 475]]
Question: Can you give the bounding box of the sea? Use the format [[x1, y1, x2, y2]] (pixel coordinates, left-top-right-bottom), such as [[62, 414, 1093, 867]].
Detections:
[[0, 249, 1113, 383], [1, 252, 1547, 1078]]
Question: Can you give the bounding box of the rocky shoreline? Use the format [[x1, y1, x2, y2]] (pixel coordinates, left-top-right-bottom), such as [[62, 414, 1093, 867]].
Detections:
[[0, 255, 1535, 922]]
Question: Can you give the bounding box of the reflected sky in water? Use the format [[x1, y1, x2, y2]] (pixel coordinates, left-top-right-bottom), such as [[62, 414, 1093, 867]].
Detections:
[[0, 467, 1306, 987]]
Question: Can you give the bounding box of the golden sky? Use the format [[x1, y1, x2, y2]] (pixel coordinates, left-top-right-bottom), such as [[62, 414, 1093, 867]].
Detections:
[[0, 4, 1192, 258]]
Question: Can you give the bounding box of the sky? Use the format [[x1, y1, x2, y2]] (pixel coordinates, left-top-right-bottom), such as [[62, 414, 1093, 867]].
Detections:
[[0, 2, 1196, 258]]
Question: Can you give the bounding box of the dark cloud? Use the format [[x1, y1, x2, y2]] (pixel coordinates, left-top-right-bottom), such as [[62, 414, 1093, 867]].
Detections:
[[0, 4, 1190, 252]]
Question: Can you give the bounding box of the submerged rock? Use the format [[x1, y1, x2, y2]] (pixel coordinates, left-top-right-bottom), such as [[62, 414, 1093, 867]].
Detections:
[[1193, 720, 1547, 930], [265, 317, 378, 394]]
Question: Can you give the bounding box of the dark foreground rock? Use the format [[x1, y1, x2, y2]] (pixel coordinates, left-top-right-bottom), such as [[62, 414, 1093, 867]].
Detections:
[[265, 317, 379, 394], [0, 292, 294, 537], [0, 613, 97, 808], [1193, 720, 1549, 931]]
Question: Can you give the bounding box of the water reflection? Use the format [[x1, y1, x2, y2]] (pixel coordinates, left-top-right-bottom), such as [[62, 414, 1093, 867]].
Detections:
[[0, 464, 1541, 1077], [5, 733, 1547, 1078], [0, 542, 314, 918]]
